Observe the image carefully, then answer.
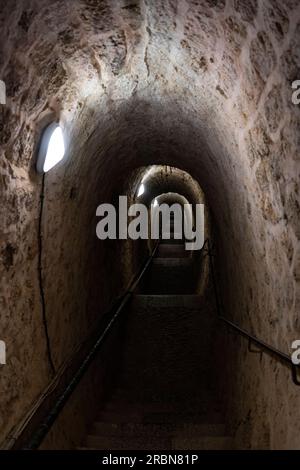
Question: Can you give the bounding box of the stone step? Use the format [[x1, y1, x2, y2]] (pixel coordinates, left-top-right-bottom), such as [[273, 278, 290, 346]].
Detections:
[[156, 244, 188, 258], [160, 237, 185, 244], [96, 410, 224, 425], [85, 435, 171, 450], [92, 421, 226, 438], [173, 436, 233, 450], [152, 257, 193, 266], [141, 261, 196, 294], [103, 389, 220, 407], [131, 294, 203, 309], [83, 434, 232, 450], [101, 399, 220, 415], [105, 386, 222, 412], [102, 401, 178, 413]]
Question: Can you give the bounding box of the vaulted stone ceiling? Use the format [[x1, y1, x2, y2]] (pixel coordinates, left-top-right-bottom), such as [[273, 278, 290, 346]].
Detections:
[[0, 0, 299, 449]]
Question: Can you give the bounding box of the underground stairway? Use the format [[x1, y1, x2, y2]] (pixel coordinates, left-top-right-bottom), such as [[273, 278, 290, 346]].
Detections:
[[0, 0, 300, 452], [79, 219, 231, 450]]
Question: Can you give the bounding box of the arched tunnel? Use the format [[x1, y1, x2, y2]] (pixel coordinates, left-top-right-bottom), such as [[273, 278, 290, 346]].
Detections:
[[0, 0, 300, 452]]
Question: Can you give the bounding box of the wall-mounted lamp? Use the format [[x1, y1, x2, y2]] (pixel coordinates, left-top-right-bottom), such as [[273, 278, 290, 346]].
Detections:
[[35, 122, 65, 374], [36, 123, 65, 173], [137, 183, 145, 197]]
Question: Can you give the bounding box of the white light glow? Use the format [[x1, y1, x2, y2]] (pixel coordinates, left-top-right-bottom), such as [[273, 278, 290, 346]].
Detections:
[[153, 199, 158, 207], [43, 126, 65, 172], [137, 183, 145, 197]]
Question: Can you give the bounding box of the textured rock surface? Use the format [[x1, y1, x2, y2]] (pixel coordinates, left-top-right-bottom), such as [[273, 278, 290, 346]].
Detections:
[[0, 0, 299, 449]]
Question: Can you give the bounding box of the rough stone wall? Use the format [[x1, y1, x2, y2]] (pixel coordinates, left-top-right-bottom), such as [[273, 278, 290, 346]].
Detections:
[[0, 0, 299, 448]]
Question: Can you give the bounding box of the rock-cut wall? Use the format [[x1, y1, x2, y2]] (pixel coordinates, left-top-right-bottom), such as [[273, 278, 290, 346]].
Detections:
[[0, 0, 299, 448]]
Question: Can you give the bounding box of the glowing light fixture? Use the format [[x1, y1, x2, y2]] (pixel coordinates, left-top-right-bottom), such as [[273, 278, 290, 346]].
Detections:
[[153, 198, 158, 207], [36, 123, 65, 173], [137, 183, 145, 197]]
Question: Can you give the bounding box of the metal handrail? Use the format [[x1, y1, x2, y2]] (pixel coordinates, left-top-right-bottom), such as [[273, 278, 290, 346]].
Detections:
[[22, 242, 159, 450], [21, 238, 300, 449], [203, 239, 300, 386]]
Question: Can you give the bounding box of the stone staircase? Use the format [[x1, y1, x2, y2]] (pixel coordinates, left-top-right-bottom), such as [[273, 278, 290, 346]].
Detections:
[[80, 237, 232, 450], [81, 401, 232, 450]]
